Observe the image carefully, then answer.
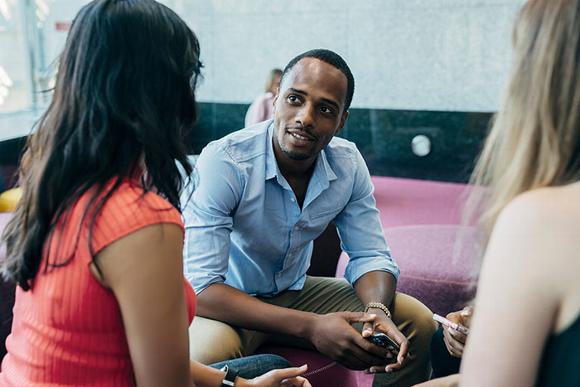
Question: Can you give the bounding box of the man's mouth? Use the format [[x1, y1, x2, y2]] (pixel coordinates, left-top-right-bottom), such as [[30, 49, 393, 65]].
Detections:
[[287, 129, 315, 142]]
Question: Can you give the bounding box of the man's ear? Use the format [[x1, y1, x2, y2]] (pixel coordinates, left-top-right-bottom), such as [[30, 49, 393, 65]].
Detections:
[[335, 110, 349, 136]]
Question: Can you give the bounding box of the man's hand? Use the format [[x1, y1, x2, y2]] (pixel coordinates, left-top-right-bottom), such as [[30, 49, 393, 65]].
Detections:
[[307, 312, 390, 370], [361, 312, 410, 373], [443, 307, 472, 358]]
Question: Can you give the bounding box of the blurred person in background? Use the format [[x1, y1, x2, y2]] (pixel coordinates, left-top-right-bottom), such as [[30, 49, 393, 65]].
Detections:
[[245, 68, 282, 127], [0, 1, 310, 386]]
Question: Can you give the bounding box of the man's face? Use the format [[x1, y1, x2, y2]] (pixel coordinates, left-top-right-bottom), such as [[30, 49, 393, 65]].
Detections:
[[272, 58, 349, 162]]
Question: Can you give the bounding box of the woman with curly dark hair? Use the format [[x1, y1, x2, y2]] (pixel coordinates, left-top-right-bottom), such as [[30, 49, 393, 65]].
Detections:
[[0, 1, 309, 386]]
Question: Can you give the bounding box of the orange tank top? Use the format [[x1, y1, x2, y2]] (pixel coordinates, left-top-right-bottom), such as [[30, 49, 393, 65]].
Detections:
[[0, 179, 196, 386]]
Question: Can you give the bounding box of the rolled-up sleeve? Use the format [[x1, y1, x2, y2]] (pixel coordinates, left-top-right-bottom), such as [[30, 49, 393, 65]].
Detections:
[[335, 150, 400, 285], [181, 144, 243, 294]]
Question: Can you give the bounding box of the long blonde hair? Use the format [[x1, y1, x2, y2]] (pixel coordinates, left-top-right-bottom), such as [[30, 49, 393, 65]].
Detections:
[[465, 0, 580, 241]]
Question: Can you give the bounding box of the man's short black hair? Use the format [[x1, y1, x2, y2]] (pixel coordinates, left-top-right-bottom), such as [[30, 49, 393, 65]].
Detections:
[[281, 49, 355, 111]]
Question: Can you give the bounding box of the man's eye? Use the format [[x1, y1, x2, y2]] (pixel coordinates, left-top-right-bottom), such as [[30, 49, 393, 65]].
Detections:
[[287, 95, 300, 104], [320, 106, 335, 115]]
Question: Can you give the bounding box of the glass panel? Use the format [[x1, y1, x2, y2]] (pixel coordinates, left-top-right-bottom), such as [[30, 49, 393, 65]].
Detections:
[[0, 0, 33, 114], [0, 0, 86, 141]]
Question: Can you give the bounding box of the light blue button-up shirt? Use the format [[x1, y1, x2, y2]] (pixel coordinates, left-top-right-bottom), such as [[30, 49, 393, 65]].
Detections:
[[182, 120, 399, 297]]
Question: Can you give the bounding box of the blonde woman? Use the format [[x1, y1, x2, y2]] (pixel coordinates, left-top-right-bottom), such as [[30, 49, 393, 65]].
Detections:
[[415, 0, 580, 386]]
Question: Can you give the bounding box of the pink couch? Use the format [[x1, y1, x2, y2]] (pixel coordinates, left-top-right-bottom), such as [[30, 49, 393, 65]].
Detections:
[[336, 176, 479, 316], [264, 176, 479, 387], [0, 177, 479, 386]]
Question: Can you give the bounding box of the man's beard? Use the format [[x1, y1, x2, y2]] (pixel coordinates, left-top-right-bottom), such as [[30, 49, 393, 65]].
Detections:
[[279, 142, 312, 161]]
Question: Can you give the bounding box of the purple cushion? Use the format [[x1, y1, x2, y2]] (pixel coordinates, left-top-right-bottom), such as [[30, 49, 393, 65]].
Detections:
[[257, 345, 372, 387], [259, 177, 473, 384], [370, 176, 468, 228], [335, 177, 477, 315], [338, 225, 479, 316]]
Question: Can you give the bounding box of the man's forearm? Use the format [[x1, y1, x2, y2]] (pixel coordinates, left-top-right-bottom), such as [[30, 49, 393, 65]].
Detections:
[[353, 270, 397, 311], [196, 283, 317, 339]]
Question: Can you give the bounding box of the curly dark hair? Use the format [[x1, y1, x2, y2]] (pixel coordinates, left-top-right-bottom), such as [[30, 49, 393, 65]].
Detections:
[[282, 49, 355, 110]]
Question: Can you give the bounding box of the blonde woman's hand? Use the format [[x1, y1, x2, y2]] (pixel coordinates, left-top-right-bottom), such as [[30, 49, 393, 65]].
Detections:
[[443, 307, 472, 358]]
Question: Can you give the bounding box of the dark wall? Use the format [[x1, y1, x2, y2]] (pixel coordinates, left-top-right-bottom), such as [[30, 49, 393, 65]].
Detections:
[[0, 137, 27, 190], [189, 103, 493, 183], [1, 103, 493, 185]]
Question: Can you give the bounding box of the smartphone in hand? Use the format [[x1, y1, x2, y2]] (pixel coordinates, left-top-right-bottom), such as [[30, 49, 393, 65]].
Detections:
[[433, 313, 470, 335], [366, 333, 400, 351]]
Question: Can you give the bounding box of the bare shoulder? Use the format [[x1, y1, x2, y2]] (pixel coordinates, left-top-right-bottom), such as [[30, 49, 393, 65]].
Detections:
[[497, 182, 580, 233], [95, 222, 184, 289], [489, 183, 580, 302], [500, 183, 580, 331], [487, 183, 580, 274]]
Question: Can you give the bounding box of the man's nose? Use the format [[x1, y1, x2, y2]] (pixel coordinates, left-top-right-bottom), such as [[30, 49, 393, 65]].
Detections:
[[296, 103, 315, 128]]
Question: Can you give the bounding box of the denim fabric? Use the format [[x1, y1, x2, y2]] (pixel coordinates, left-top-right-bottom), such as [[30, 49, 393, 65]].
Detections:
[[209, 354, 291, 379]]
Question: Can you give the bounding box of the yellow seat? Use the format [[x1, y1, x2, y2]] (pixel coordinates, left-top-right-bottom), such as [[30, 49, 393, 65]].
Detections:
[[0, 188, 22, 212]]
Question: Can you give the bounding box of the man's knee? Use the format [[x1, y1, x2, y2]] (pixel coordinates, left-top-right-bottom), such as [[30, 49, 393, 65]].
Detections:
[[412, 303, 437, 347], [394, 293, 436, 355], [375, 294, 436, 385], [392, 293, 437, 351], [189, 316, 243, 364]]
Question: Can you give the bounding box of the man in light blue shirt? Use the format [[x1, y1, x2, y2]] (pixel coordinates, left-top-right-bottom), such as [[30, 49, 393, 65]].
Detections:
[[183, 49, 435, 386]]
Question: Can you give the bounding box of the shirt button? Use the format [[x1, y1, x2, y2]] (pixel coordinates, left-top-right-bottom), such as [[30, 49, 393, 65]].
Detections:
[[290, 197, 295, 202]]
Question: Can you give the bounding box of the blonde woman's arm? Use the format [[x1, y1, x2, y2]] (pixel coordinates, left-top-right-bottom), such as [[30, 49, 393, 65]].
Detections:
[[460, 190, 574, 387]]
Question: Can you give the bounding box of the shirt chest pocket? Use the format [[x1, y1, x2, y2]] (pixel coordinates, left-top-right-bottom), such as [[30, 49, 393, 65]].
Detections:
[[308, 203, 342, 221]]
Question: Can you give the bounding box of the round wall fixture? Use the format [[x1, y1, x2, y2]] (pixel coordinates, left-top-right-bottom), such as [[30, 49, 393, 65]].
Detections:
[[411, 134, 431, 157]]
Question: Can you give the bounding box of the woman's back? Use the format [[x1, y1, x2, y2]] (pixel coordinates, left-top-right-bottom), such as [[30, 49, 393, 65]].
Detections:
[[0, 179, 195, 386], [534, 183, 580, 386], [462, 182, 580, 387]]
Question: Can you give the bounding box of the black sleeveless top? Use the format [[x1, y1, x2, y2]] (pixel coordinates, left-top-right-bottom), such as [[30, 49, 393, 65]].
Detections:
[[535, 314, 580, 386]]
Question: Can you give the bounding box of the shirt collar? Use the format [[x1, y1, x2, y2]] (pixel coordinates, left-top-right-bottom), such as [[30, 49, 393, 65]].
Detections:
[[317, 147, 338, 183], [265, 121, 338, 185], [265, 121, 278, 180]]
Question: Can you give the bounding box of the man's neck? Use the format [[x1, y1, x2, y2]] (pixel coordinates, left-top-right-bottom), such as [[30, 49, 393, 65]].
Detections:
[[272, 139, 316, 180], [278, 157, 316, 180]]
